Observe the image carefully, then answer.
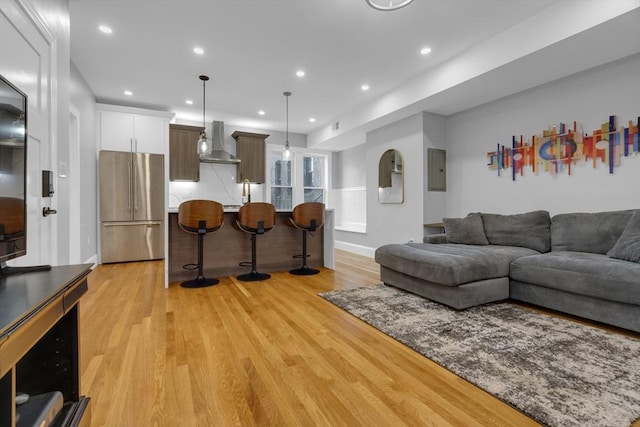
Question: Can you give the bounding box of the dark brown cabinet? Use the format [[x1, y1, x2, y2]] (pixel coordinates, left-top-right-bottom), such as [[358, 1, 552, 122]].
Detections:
[[0, 264, 92, 427], [232, 131, 268, 183], [169, 124, 202, 181]]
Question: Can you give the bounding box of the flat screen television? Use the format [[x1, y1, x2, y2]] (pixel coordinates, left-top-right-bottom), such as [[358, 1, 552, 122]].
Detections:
[[0, 73, 27, 272]]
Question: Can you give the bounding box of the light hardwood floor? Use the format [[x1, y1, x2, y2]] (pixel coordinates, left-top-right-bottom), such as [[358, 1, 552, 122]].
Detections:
[[80, 251, 616, 426]]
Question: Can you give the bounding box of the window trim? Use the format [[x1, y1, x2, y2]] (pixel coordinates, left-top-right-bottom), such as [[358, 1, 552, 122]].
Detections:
[[266, 144, 330, 209]]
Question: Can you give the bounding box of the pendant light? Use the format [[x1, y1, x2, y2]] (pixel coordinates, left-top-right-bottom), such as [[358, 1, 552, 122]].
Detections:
[[197, 75, 212, 157], [283, 91, 291, 159]]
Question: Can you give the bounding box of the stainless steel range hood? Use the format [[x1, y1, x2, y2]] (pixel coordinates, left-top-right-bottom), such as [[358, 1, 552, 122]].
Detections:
[[199, 120, 240, 164]]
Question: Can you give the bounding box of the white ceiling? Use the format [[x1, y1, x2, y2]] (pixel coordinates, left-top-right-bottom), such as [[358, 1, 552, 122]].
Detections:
[[70, 0, 640, 151]]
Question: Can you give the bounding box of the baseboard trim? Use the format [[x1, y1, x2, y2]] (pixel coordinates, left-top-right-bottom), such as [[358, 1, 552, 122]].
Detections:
[[83, 254, 98, 269], [334, 223, 367, 234], [334, 241, 376, 258]]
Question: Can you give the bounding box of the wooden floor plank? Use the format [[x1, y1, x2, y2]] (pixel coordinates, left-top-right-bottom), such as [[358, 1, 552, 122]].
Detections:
[[79, 250, 638, 426]]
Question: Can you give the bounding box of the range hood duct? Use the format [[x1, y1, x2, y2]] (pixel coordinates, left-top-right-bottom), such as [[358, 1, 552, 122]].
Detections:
[[199, 120, 240, 164]]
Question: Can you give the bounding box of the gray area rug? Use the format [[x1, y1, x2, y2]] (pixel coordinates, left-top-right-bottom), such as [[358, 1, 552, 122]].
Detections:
[[319, 284, 640, 427]]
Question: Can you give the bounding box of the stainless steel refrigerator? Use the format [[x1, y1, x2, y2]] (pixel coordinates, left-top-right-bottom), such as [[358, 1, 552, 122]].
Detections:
[[99, 150, 164, 263]]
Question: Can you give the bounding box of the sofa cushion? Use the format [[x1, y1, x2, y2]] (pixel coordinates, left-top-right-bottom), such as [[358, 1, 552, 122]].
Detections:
[[551, 210, 636, 254], [424, 233, 447, 244], [481, 210, 551, 252], [607, 210, 640, 263], [443, 213, 488, 245], [510, 251, 640, 305], [375, 243, 539, 287]]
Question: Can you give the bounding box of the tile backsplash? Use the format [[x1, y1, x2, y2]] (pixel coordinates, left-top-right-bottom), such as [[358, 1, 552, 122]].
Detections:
[[168, 162, 265, 208]]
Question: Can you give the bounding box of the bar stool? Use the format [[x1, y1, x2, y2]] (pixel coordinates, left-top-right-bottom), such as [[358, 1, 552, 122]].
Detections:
[[236, 202, 276, 282], [178, 200, 224, 288], [289, 202, 325, 275]]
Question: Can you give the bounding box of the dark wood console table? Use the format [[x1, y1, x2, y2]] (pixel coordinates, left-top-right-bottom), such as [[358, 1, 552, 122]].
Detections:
[[0, 264, 92, 426]]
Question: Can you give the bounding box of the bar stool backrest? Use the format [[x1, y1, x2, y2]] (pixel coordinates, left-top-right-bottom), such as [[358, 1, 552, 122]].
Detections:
[[291, 202, 325, 232], [178, 200, 224, 234], [237, 202, 276, 233]]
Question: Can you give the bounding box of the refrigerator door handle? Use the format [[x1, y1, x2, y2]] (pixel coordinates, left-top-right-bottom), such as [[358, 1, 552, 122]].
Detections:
[[127, 161, 132, 211], [133, 161, 138, 212], [103, 221, 162, 226]]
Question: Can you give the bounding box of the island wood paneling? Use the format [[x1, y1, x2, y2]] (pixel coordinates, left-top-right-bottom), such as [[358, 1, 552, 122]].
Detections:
[[169, 211, 323, 281]]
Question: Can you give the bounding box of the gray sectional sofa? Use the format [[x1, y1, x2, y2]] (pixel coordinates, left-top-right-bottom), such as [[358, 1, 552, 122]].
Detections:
[[375, 209, 640, 332]]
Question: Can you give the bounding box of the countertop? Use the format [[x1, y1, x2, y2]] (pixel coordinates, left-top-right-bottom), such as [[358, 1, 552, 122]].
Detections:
[[0, 264, 92, 338], [167, 205, 240, 214], [167, 206, 333, 214]]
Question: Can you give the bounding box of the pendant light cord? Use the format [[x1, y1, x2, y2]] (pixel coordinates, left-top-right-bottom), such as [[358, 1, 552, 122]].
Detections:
[[202, 79, 205, 129], [199, 75, 209, 133], [284, 91, 291, 153]]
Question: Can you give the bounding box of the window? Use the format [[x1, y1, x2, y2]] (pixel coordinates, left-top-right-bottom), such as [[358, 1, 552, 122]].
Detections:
[[303, 155, 324, 203], [269, 151, 292, 210], [268, 148, 328, 209]]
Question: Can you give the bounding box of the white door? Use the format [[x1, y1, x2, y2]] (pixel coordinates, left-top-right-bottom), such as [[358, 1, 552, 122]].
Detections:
[[0, 0, 56, 267]]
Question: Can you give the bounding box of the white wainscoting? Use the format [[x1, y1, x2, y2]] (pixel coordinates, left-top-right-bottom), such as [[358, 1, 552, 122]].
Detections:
[[332, 186, 376, 258], [331, 186, 366, 233]]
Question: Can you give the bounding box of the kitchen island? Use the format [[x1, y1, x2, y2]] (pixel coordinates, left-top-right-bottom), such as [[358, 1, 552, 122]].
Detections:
[[168, 208, 334, 283]]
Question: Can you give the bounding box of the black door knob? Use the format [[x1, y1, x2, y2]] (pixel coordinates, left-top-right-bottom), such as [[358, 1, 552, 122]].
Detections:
[[43, 207, 57, 217]]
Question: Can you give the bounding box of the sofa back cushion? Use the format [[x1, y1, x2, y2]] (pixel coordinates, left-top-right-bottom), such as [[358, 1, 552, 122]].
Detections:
[[607, 210, 640, 263], [481, 210, 551, 252], [443, 213, 489, 245], [551, 210, 637, 254]]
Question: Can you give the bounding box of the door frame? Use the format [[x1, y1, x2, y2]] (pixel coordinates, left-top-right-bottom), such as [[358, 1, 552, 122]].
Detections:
[[68, 104, 81, 263]]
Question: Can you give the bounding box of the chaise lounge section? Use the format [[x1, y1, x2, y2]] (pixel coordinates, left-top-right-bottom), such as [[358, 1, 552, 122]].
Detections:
[[375, 209, 640, 332]]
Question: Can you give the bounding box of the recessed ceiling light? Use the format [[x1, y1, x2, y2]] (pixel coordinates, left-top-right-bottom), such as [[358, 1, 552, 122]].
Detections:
[[193, 47, 204, 55], [296, 70, 305, 78], [361, 84, 370, 91], [98, 25, 112, 34], [420, 47, 432, 55], [258, 110, 265, 116], [124, 90, 133, 96], [185, 100, 193, 105], [309, 117, 316, 123]]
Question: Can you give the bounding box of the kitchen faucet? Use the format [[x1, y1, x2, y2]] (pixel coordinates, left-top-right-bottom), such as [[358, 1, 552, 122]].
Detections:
[[242, 179, 251, 204]]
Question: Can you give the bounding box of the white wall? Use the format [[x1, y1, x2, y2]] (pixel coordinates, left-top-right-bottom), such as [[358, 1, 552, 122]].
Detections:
[[445, 54, 640, 217], [422, 113, 447, 224], [70, 62, 98, 263], [334, 112, 448, 255], [331, 145, 367, 235], [333, 144, 367, 188], [365, 113, 425, 249]]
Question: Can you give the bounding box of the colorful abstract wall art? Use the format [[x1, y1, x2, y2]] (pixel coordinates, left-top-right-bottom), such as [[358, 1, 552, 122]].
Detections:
[[487, 116, 639, 180]]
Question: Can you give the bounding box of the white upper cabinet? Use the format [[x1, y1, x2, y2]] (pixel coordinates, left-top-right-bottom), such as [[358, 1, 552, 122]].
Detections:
[[97, 104, 172, 154]]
